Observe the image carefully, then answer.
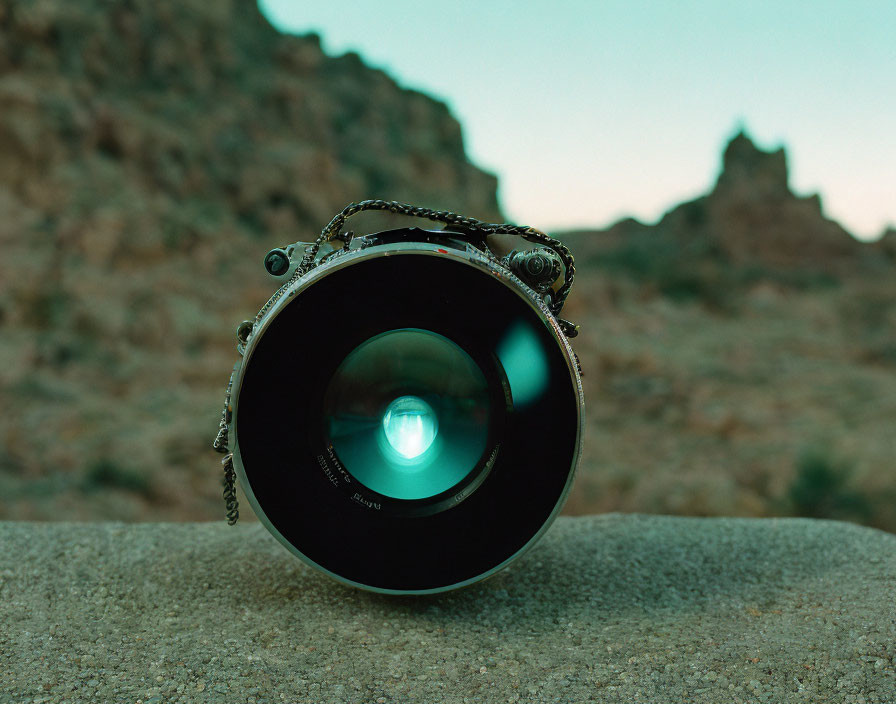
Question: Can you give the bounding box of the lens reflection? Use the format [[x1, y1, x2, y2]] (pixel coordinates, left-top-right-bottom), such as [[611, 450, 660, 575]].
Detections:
[[496, 320, 549, 407], [382, 396, 438, 459]]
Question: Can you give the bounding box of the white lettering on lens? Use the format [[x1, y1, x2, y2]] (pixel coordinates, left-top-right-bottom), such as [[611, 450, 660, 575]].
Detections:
[[317, 454, 339, 487], [352, 492, 381, 510], [326, 446, 351, 482]]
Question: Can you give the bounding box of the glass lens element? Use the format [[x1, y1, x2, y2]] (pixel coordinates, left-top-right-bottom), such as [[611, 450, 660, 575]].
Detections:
[[323, 329, 491, 500]]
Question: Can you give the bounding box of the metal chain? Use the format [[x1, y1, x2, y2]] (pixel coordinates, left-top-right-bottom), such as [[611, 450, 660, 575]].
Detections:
[[212, 368, 239, 524], [213, 200, 578, 524]]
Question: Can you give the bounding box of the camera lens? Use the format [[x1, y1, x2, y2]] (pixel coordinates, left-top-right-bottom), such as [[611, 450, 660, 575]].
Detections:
[[323, 328, 491, 501], [230, 231, 583, 593]]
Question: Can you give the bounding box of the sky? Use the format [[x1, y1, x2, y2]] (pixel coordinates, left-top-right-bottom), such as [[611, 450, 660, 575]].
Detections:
[[259, 1, 895, 240]]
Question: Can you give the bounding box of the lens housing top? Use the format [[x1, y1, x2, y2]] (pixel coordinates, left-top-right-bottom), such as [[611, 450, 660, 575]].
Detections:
[[230, 229, 584, 594]]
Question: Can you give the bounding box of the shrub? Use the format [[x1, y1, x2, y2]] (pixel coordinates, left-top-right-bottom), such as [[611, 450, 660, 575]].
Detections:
[[787, 448, 872, 523]]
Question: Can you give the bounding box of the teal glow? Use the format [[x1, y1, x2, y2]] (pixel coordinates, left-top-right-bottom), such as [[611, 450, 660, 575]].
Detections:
[[496, 321, 549, 407], [382, 396, 438, 459], [323, 328, 491, 500]]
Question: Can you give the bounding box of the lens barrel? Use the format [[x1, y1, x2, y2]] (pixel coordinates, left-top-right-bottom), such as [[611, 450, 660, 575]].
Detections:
[[229, 229, 583, 594]]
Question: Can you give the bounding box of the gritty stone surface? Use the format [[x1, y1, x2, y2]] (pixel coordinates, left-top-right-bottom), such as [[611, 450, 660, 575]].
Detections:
[[1, 514, 894, 703]]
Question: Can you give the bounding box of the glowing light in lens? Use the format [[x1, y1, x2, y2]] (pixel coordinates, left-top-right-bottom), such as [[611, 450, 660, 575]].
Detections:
[[382, 396, 438, 459]]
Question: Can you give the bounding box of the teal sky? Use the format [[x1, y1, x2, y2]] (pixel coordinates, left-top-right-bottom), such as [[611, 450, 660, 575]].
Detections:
[[260, 1, 895, 240]]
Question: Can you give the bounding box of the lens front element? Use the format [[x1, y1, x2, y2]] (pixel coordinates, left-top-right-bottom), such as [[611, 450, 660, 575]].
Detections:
[[323, 328, 491, 502]]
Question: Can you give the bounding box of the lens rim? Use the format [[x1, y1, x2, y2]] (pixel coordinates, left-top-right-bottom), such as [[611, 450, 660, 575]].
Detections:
[[230, 232, 584, 594]]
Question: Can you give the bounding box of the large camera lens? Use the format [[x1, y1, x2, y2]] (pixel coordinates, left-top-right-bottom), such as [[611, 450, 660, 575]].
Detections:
[[323, 328, 493, 502], [230, 232, 583, 593]]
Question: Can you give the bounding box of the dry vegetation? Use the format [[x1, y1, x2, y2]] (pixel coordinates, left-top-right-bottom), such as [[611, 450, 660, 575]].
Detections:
[[0, 0, 498, 521], [562, 271, 896, 531], [557, 134, 896, 532]]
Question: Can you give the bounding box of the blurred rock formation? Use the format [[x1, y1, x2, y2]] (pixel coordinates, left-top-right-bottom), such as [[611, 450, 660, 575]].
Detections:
[[0, 0, 499, 519], [558, 133, 895, 531], [565, 131, 880, 276], [1, 1, 892, 530]]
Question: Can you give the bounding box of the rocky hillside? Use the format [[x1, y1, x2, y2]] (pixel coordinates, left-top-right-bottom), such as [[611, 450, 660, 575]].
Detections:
[[565, 132, 890, 288], [2, 1, 893, 531], [559, 133, 896, 531], [0, 0, 500, 520]]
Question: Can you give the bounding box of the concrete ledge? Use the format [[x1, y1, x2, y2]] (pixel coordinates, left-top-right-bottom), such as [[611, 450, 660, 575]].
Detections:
[[1, 515, 894, 703]]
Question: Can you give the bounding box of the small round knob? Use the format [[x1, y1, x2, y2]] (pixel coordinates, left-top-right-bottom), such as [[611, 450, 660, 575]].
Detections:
[[523, 255, 547, 277], [264, 249, 290, 276], [506, 248, 562, 294], [236, 320, 254, 344]]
